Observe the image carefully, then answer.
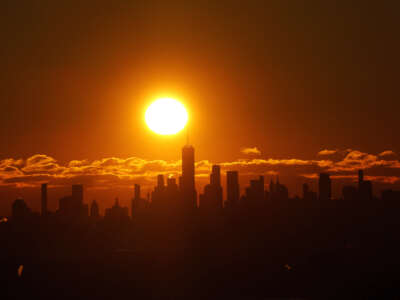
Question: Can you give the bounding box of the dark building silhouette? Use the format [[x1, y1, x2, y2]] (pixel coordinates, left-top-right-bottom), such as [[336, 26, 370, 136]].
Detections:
[[166, 177, 181, 209], [151, 174, 183, 213], [181, 145, 197, 209], [157, 174, 164, 189], [226, 171, 239, 207], [135, 183, 140, 201], [319, 173, 331, 201], [41, 183, 48, 216], [152, 174, 165, 207], [210, 165, 221, 187], [302, 183, 309, 199], [269, 177, 288, 202], [358, 170, 372, 201], [358, 169, 364, 189], [244, 176, 265, 206], [342, 185, 358, 202], [131, 184, 147, 218], [199, 165, 223, 211], [58, 184, 88, 218], [132, 184, 139, 217], [90, 200, 99, 217], [12, 198, 32, 219], [302, 183, 317, 202], [6, 143, 400, 300], [105, 198, 129, 221], [382, 189, 400, 201]]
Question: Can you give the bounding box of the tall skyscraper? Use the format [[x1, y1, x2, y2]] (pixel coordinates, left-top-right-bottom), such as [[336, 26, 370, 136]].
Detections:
[[132, 184, 141, 218], [358, 169, 364, 187], [58, 184, 88, 218], [157, 174, 165, 190], [319, 173, 331, 201], [245, 176, 265, 205], [41, 183, 47, 216], [358, 169, 372, 201], [211, 165, 222, 207], [134, 184, 141, 201], [269, 177, 288, 202], [302, 183, 309, 200], [200, 165, 223, 210], [227, 171, 239, 206], [210, 165, 221, 186], [181, 145, 197, 209], [152, 175, 167, 208]]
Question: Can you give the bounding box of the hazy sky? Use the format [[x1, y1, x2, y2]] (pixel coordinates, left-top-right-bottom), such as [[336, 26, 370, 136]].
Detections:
[[1, 1, 399, 214]]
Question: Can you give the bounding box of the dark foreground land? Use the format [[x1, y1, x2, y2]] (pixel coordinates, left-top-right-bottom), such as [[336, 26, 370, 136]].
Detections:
[[2, 200, 400, 299]]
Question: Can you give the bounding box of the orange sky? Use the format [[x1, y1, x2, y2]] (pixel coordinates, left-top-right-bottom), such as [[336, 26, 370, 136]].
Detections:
[[1, 1, 400, 214]]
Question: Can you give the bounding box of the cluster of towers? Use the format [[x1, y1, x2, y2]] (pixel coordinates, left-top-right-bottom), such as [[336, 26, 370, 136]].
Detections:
[[11, 144, 392, 221]]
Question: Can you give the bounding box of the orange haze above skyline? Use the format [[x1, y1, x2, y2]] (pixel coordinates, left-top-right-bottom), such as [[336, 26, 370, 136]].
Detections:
[[1, 1, 400, 214]]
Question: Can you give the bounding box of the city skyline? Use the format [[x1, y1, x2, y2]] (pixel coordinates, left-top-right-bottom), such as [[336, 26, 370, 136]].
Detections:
[[6, 144, 398, 218], [1, 146, 400, 214], [2, 2, 400, 298], [1, 1, 400, 217]]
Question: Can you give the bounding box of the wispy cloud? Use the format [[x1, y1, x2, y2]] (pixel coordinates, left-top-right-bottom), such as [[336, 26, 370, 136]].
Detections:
[[317, 149, 337, 155], [0, 149, 399, 190], [240, 147, 261, 155], [327, 150, 400, 172], [379, 150, 396, 157]]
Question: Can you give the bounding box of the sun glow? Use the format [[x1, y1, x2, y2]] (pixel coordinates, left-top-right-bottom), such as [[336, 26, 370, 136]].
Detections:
[[145, 98, 188, 135]]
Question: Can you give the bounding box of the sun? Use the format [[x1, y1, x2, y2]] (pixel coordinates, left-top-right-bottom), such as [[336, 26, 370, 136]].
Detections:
[[145, 98, 188, 135]]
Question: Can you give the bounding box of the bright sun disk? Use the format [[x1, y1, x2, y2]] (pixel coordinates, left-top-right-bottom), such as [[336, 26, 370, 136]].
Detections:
[[145, 98, 188, 135]]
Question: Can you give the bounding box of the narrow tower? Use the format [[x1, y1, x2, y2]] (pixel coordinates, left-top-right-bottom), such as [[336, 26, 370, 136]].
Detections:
[[181, 145, 197, 209], [41, 183, 47, 217], [227, 171, 239, 207]]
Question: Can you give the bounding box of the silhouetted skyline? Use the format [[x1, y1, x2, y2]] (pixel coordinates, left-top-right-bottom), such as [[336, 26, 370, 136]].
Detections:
[[1, 2, 400, 298], [8, 144, 398, 220], [1, 146, 399, 216], [4, 144, 400, 299]]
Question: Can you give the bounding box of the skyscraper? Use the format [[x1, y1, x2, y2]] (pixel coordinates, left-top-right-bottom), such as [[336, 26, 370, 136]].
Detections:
[[245, 176, 265, 205], [12, 198, 31, 219], [227, 171, 239, 207], [211, 165, 223, 207], [181, 145, 197, 209], [302, 183, 317, 202], [210, 165, 221, 186], [319, 173, 331, 201], [152, 175, 166, 208], [358, 170, 372, 201], [358, 169, 364, 187], [58, 184, 88, 218], [41, 183, 47, 216], [157, 174, 165, 190], [132, 184, 141, 218], [134, 184, 141, 201], [200, 165, 223, 210], [90, 200, 99, 217]]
